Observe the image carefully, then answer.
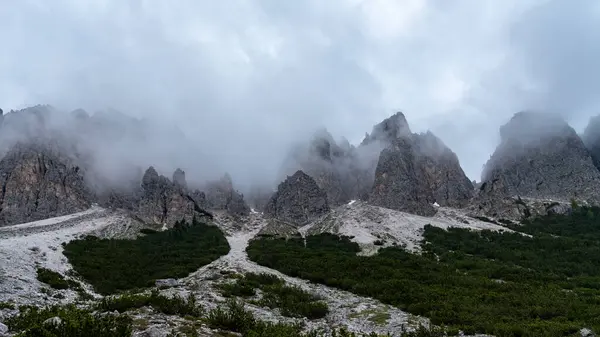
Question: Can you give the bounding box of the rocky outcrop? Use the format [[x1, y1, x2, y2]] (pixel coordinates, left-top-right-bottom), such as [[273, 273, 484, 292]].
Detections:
[[474, 111, 600, 219], [482, 111, 600, 202], [472, 173, 572, 220], [204, 174, 250, 216], [172, 168, 187, 190], [583, 115, 600, 170], [279, 129, 357, 206], [413, 131, 474, 208], [361, 112, 412, 146], [279, 112, 472, 213], [134, 167, 204, 226], [0, 142, 93, 227], [264, 170, 330, 226], [369, 137, 436, 216], [368, 116, 473, 216]]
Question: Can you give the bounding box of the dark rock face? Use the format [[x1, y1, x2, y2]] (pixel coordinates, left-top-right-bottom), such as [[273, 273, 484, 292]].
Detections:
[[280, 112, 472, 215], [368, 119, 473, 216], [189, 189, 207, 209], [264, 170, 330, 226], [481, 111, 600, 202], [361, 112, 412, 145], [279, 129, 376, 206], [370, 137, 436, 216], [204, 174, 250, 216], [413, 131, 474, 208], [0, 142, 93, 226], [134, 166, 202, 226], [583, 115, 600, 170], [172, 168, 187, 190]]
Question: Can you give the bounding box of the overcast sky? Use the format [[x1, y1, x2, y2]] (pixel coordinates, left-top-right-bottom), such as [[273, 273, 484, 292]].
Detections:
[[1, 0, 599, 184]]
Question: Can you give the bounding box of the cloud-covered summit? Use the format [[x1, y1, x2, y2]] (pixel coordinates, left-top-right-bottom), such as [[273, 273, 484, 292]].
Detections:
[[1, 0, 599, 184]]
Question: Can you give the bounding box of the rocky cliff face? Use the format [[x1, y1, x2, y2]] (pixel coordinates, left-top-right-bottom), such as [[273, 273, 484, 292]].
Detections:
[[133, 167, 208, 226], [264, 170, 330, 226], [0, 142, 93, 226], [482, 111, 600, 202], [369, 137, 436, 216], [473, 111, 600, 219], [368, 114, 473, 216], [279, 112, 472, 214], [583, 115, 600, 170], [279, 129, 362, 206], [204, 174, 250, 216]]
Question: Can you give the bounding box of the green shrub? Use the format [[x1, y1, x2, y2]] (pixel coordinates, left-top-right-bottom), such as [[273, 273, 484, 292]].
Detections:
[[206, 299, 256, 333], [98, 289, 202, 317], [36, 268, 82, 291], [63, 219, 230, 294], [218, 273, 328, 320], [5, 304, 132, 337], [0, 301, 15, 310], [139, 228, 159, 235], [247, 208, 600, 336], [258, 283, 328, 319]]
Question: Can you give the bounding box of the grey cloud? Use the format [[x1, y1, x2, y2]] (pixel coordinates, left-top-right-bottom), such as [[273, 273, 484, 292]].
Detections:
[[1, 0, 599, 188]]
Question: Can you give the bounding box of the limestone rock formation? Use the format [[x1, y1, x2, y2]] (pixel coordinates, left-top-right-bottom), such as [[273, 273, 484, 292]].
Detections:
[[482, 111, 600, 202], [204, 174, 250, 216], [368, 117, 473, 216], [134, 166, 202, 226], [583, 114, 600, 170], [361, 112, 412, 146], [279, 112, 472, 213], [0, 142, 93, 227], [172, 168, 187, 190], [413, 131, 474, 208], [369, 137, 437, 216], [474, 111, 600, 219], [264, 170, 330, 226]]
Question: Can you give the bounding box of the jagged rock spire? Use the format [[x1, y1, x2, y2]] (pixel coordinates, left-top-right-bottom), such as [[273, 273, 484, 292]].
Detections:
[[173, 168, 187, 189], [265, 170, 330, 226]]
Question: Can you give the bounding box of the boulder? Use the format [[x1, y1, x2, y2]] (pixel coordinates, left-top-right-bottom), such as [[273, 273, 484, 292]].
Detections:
[[155, 279, 179, 288]]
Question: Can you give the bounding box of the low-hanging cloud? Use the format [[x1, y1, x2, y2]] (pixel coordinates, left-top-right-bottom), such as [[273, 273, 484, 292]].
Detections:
[[1, 0, 599, 188]]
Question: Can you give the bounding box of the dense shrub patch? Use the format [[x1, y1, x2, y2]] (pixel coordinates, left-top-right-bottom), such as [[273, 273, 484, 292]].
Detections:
[[5, 304, 132, 337], [247, 208, 600, 336], [63, 219, 230, 294], [36, 268, 82, 291], [219, 272, 329, 319]]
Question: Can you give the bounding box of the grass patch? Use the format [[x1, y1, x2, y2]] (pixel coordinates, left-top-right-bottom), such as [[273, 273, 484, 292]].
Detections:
[[63, 218, 230, 294], [219, 272, 329, 319], [36, 267, 82, 291], [349, 308, 391, 326], [98, 289, 202, 317], [247, 207, 600, 336]]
